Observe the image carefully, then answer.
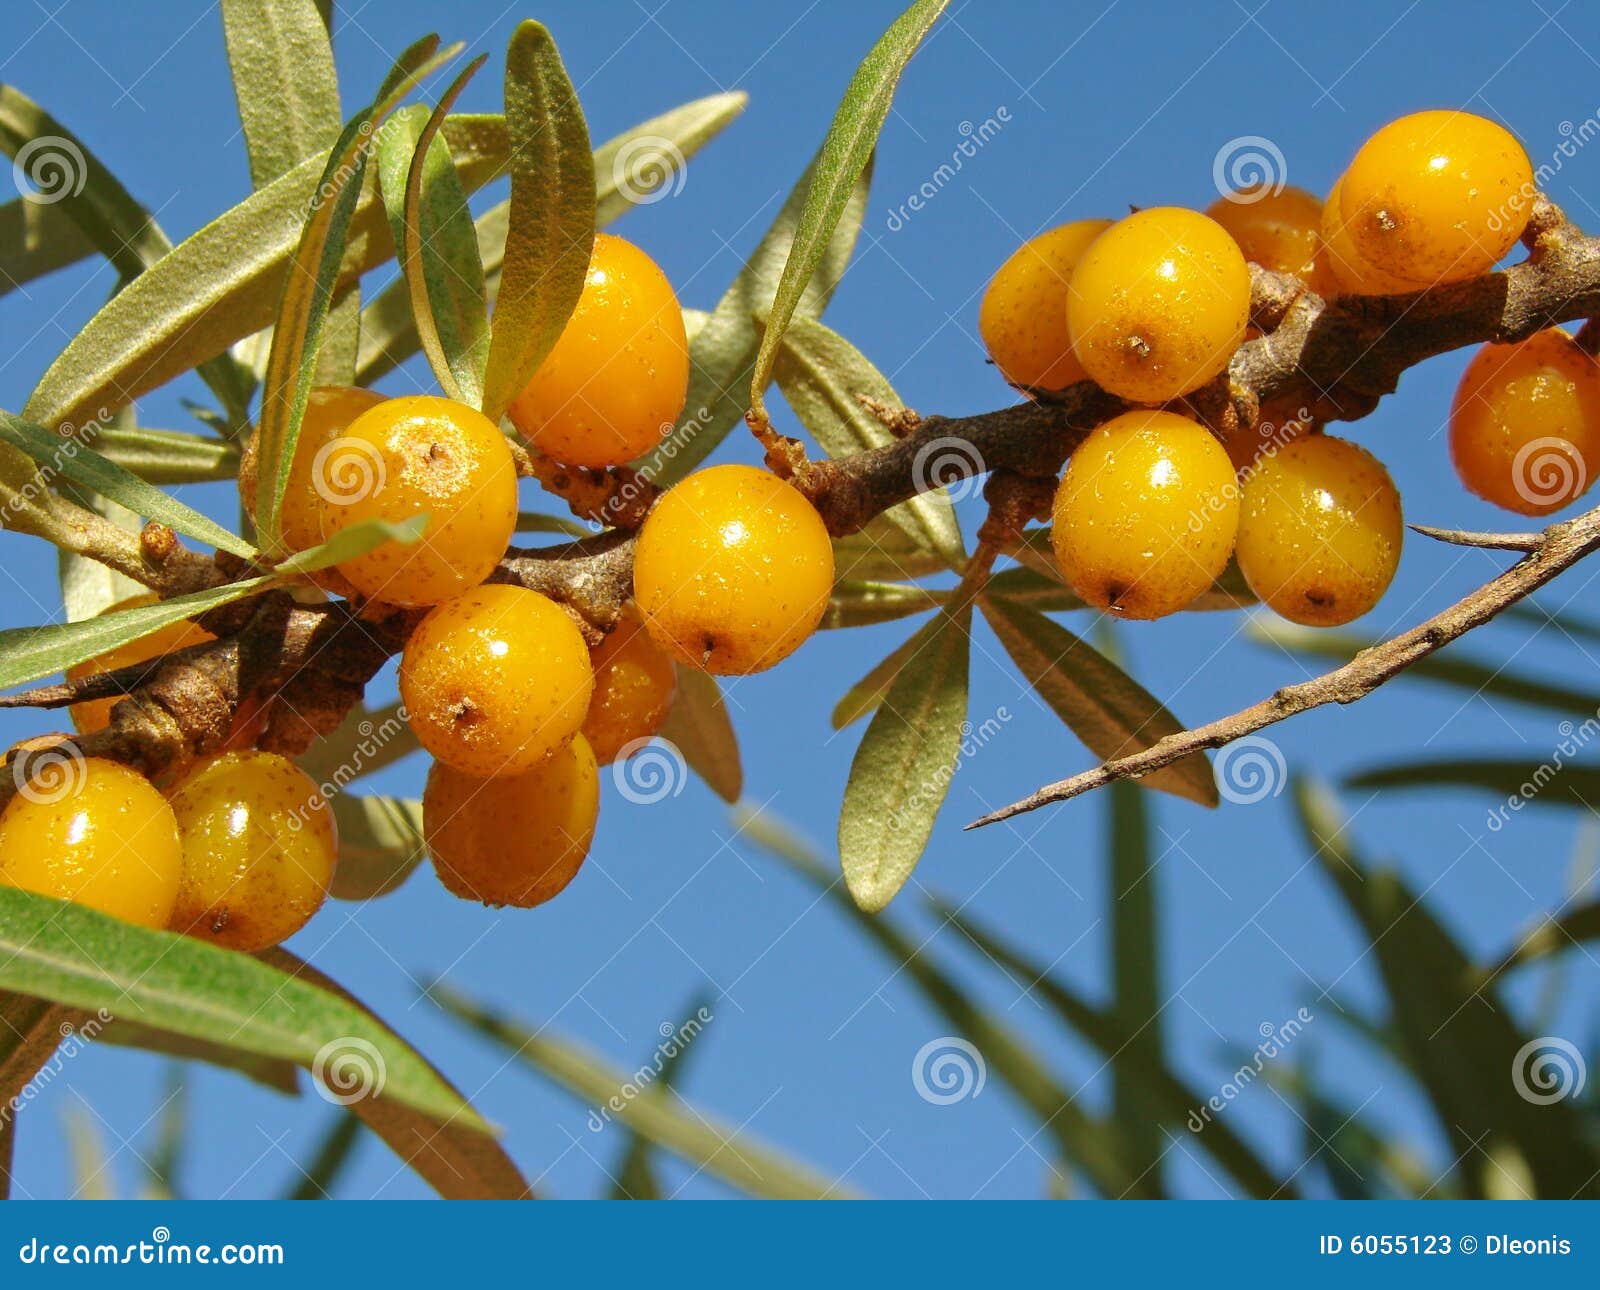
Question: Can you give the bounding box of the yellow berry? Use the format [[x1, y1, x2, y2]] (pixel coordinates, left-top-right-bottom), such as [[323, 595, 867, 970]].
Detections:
[[1340, 110, 1533, 286], [1318, 175, 1420, 296], [321, 395, 518, 607], [634, 464, 834, 674], [423, 735, 600, 909], [0, 756, 182, 929], [1236, 434, 1402, 626], [979, 219, 1112, 392], [164, 751, 337, 952], [66, 595, 215, 734], [1052, 409, 1240, 619], [1449, 328, 1600, 515], [1205, 186, 1339, 297], [1065, 206, 1251, 403], [239, 385, 386, 552], [581, 611, 677, 765], [1216, 409, 1313, 473], [399, 584, 594, 778], [507, 233, 689, 468]]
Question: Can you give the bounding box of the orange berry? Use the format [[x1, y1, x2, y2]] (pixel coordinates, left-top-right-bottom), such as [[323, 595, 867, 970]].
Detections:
[[321, 395, 518, 607], [1449, 328, 1600, 515], [165, 751, 337, 952], [1051, 409, 1240, 619], [979, 219, 1112, 391], [1318, 175, 1420, 296], [1340, 110, 1533, 286], [1236, 434, 1403, 626], [399, 584, 595, 778], [66, 595, 215, 734], [239, 385, 386, 552], [1206, 186, 1339, 296], [1065, 207, 1251, 403], [634, 464, 834, 674], [423, 735, 600, 909], [507, 233, 689, 468], [581, 611, 677, 765], [0, 756, 182, 928]]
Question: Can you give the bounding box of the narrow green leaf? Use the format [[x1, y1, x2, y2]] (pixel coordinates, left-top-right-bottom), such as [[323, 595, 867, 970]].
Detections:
[[89, 423, 240, 485], [139, 1068, 187, 1200], [609, 985, 716, 1200], [822, 579, 942, 630], [0, 889, 486, 1130], [592, 91, 747, 226], [1486, 900, 1600, 978], [516, 510, 593, 539], [432, 983, 841, 1199], [1, 992, 74, 1198], [328, 795, 428, 901], [22, 111, 509, 440], [748, 0, 949, 420], [287, 1111, 364, 1200], [1105, 748, 1165, 1188], [255, 37, 460, 552], [96, 1020, 300, 1096], [831, 613, 944, 730], [984, 565, 1088, 613], [839, 601, 970, 912], [0, 410, 255, 557], [0, 575, 271, 692], [1252, 620, 1597, 716], [659, 666, 742, 803], [65, 1106, 114, 1199], [274, 514, 428, 577], [355, 94, 742, 385], [297, 700, 420, 794], [773, 314, 963, 568], [831, 516, 949, 583], [379, 62, 491, 405], [1504, 600, 1600, 648], [740, 806, 1149, 1198], [221, 0, 341, 189], [479, 20, 595, 423], [635, 152, 873, 486], [980, 596, 1218, 807], [1293, 778, 1600, 1199], [0, 198, 94, 298], [935, 900, 1290, 1199], [0, 86, 252, 419], [267, 950, 527, 1199], [1348, 757, 1600, 807]]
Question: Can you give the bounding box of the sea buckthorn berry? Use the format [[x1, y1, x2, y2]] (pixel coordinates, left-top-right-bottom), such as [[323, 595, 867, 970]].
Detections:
[[1051, 410, 1239, 619], [507, 233, 689, 468], [0, 756, 181, 929], [1065, 207, 1251, 403], [1236, 434, 1403, 627], [423, 735, 600, 909], [322, 394, 518, 607], [1318, 176, 1419, 296], [1206, 186, 1339, 297], [1216, 408, 1314, 473], [399, 584, 594, 778], [164, 751, 336, 952], [979, 219, 1112, 392], [1340, 110, 1534, 286], [634, 464, 835, 675], [581, 610, 678, 765], [66, 595, 215, 734], [1449, 328, 1600, 515], [237, 385, 386, 552]]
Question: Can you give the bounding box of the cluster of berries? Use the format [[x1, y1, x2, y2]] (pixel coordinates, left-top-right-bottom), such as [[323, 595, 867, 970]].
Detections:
[[0, 233, 836, 941], [981, 110, 1596, 624]]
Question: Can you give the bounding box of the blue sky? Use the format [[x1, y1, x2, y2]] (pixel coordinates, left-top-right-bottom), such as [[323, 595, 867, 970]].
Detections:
[[2, 0, 1598, 1198]]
